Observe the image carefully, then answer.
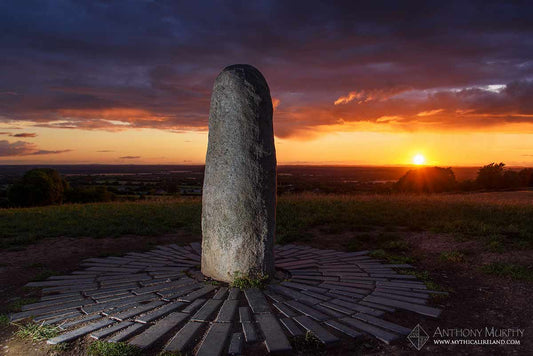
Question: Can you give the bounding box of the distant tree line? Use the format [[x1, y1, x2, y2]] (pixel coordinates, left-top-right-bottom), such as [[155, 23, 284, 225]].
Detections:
[[395, 163, 533, 193], [3, 164, 532, 206], [7, 168, 115, 207]]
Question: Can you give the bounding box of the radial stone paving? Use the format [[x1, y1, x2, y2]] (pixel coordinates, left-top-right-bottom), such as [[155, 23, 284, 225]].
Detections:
[[12, 243, 445, 354]]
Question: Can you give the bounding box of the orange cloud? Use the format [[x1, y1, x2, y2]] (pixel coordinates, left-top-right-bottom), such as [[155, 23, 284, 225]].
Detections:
[[334, 87, 409, 106], [417, 109, 444, 117], [58, 108, 168, 123], [376, 116, 402, 123], [334, 91, 367, 105], [272, 98, 281, 111]]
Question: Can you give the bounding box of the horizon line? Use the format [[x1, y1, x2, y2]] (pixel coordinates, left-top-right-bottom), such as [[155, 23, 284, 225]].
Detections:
[[0, 163, 531, 168]]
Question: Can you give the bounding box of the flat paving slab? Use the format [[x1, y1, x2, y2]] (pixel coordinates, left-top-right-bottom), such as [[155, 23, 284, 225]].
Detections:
[[47, 319, 115, 344], [243, 288, 271, 313], [293, 315, 339, 345], [196, 322, 232, 356], [164, 321, 204, 353], [255, 313, 292, 353], [129, 312, 188, 349], [228, 332, 244, 356], [90, 321, 134, 339], [17, 243, 441, 355], [191, 299, 223, 322]]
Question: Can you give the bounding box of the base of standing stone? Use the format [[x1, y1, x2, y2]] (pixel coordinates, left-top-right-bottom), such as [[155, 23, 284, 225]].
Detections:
[[15, 243, 444, 354]]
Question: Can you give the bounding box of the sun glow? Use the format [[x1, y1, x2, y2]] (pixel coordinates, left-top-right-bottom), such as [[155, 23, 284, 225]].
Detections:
[[413, 154, 425, 165]]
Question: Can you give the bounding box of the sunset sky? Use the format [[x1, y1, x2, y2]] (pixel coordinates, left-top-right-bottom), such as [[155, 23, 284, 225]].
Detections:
[[1, 1, 532, 166]]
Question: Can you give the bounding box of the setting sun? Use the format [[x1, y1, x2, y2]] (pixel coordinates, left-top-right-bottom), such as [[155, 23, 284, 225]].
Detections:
[[413, 154, 426, 165]]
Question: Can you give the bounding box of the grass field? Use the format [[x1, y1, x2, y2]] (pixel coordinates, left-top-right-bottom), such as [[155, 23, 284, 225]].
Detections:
[[1, 192, 531, 250], [1, 192, 532, 355]]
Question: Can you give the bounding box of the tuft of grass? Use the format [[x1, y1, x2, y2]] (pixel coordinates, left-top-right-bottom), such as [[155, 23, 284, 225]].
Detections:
[[398, 269, 449, 293], [346, 232, 376, 252], [484, 234, 506, 253], [15, 322, 59, 341], [290, 332, 326, 355], [369, 249, 415, 264], [8, 297, 40, 312], [381, 239, 410, 251], [480, 262, 533, 281], [31, 268, 59, 282], [347, 239, 362, 252], [50, 343, 69, 352], [231, 272, 269, 289], [0, 314, 10, 326], [439, 251, 466, 263], [205, 280, 221, 286], [87, 341, 142, 356], [157, 351, 183, 356]]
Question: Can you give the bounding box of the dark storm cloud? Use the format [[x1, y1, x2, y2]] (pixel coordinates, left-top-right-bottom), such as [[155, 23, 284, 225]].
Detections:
[[0, 0, 532, 137], [11, 132, 37, 137]]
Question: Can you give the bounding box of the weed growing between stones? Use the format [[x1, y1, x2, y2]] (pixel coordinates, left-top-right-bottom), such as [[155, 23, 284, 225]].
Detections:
[[15, 322, 59, 341], [87, 340, 142, 356], [398, 269, 451, 304], [31, 268, 59, 282], [290, 332, 326, 355], [0, 314, 9, 326], [157, 351, 183, 356], [231, 272, 269, 289], [398, 269, 450, 292], [205, 279, 222, 286], [7, 297, 39, 312], [50, 343, 70, 352]]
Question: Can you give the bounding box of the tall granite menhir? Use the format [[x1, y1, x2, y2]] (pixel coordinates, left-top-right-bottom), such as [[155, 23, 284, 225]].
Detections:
[[201, 64, 276, 283]]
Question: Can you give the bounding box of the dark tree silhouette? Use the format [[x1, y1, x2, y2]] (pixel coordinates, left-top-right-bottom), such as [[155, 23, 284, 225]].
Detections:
[[66, 186, 115, 203], [395, 167, 456, 193], [518, 168, 533, 187], [8, 168, 69, 207], [475, 162, 505, 189], [502, 170, 522, 189]]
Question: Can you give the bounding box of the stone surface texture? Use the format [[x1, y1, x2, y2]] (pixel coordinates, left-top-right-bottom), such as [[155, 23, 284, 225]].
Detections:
[[201, 64, 276, 283]]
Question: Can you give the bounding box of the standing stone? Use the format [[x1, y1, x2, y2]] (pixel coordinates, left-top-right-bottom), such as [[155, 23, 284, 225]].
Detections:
[[201, 64, 276, 283]]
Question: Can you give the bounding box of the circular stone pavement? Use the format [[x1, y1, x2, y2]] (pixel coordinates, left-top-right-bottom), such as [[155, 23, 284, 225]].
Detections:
[[11, 243, 444, 354]]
